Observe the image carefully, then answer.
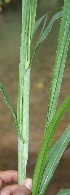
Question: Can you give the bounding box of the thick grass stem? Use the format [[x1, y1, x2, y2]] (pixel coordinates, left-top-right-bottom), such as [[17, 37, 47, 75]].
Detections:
[[17, 0, 37, 184]]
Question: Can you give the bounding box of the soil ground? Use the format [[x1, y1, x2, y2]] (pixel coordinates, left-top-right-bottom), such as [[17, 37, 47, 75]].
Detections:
[[0, 1, 70, 194]]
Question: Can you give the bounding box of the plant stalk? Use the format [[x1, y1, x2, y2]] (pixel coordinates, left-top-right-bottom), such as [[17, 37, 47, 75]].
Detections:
[[17, 0, 31, 183], [17, 0, 37, 184], [18, 68, 30, 183]]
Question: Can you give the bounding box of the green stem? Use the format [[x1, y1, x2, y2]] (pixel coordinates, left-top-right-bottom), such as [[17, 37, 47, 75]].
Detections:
[[17, 67, 30, 183], [17, 0, 37, 184], [18, 137, 25, 182], [17, 0, 31, 183], [18, 68, 30, 183]]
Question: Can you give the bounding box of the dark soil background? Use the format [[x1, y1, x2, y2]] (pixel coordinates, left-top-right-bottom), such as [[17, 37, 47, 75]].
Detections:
[[0, 1, 70, 194]]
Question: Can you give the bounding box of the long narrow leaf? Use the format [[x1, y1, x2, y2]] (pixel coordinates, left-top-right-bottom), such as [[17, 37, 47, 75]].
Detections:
[[37, 11, 62, 45], [32, 95, 70, 195], [33, 7, 63, 38], [30, 11, 62, 66], [0, 82, 18, 133], [57, 189, 70, 195], [40, 124, 70, 195], [46, 0, 70, 129], [32, 14, 47, 37]]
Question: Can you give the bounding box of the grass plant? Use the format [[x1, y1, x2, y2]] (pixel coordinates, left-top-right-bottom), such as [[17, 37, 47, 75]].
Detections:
[[0, 0, 70, 194]]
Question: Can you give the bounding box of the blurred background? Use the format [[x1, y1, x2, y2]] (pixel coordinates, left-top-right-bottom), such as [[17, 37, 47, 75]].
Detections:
[[0, 0, 70, 194]]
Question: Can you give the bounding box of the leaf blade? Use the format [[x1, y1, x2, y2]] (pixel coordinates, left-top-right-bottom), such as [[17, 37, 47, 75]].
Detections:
[[32, 13, 47, 37], [32, 7, 63, 38], [0, 82, 18, 133], [30, 10, 62, 67], [45, 0, 70, 129], [40, 124, 70, 195], [32, 95, 70, 195]]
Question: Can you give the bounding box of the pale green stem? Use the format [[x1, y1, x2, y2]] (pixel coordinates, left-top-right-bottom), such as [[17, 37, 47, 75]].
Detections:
[[18, 137, 25, 182], [17, 0, 30, 183], [18, 68, 30, 183], [17, 0, 37, 184]]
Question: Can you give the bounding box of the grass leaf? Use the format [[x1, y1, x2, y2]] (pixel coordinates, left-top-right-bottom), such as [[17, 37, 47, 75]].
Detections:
[[32, 95, 70, 195], [40, 124, 70, 195], [37, 11, 62, 44], [30, 10, 62, 67], [32, 7, 63, 38], [46, 0, 70, 129], [32, 14, 48, 38], [0, 82, 18, 132]]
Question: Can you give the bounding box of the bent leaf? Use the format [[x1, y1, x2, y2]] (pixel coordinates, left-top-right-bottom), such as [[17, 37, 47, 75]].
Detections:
[[40, 124, 70, 195], [32, 14, 48, 37], [37, 11, 62, 44], [30, 11, 62, 66], [32, 7, 62, 38], [32, 95, 70, 195]]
